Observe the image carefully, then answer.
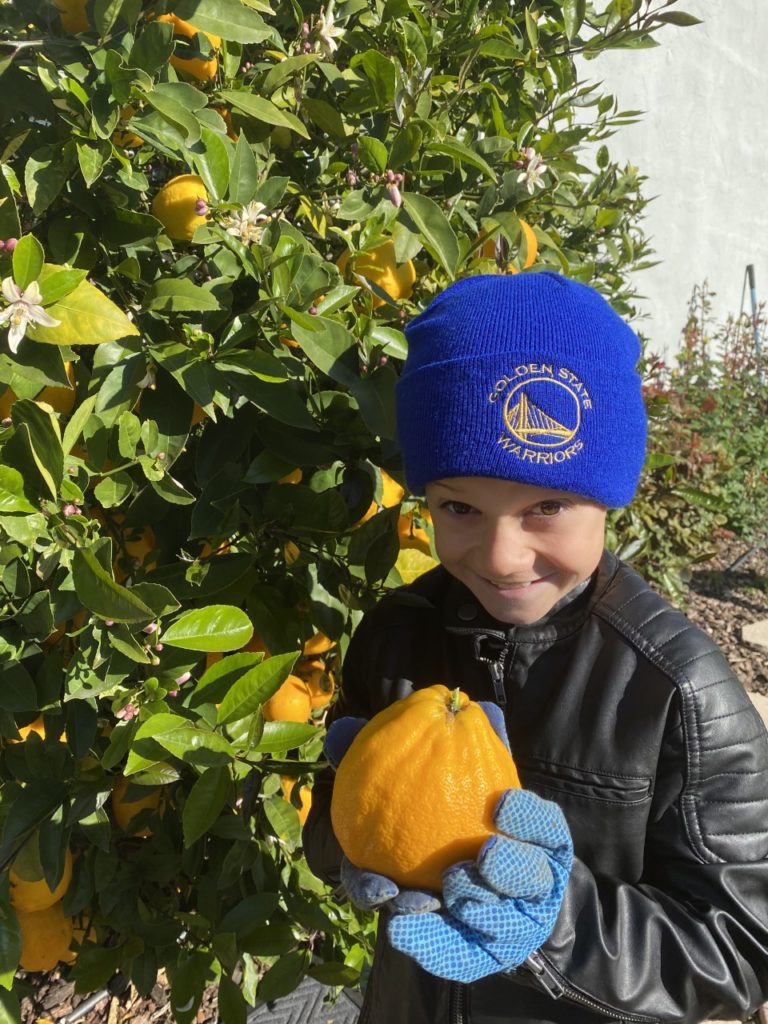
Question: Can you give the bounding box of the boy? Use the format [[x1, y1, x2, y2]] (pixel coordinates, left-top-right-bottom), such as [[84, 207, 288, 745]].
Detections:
[[304, 273, 768, 1023]]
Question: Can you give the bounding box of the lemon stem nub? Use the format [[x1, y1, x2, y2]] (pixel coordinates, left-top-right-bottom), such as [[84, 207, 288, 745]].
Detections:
[[449, 688, 461, 713]]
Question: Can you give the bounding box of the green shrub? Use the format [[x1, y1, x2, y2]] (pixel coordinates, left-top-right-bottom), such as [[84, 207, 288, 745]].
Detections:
[[609, 282, 767, 601]]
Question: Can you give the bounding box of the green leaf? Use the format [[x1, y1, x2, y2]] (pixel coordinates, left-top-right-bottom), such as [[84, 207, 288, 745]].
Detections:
[[93, 0, 127, 36], [25, 147, 72, 216], [562, 0, 586, 40], [358, 135, 388, 175], [182, 765, 231, 846], [94, 471, 134, 508], [134, 713, 236, 763], [37, 268, 88, 306], [139, 89, 201, 147], [308, 961, 361, 987], [217, 976, 248, 1024], [62, 394, 97, 454], [302, 97, 346, 140], [427, 140, 496, 181], [0, 168, 21, 240], [288, 312, 359, 388], [249, 721, 318, 752], [401, 193, 459, 276], [216, 650, 298, 725], [150, 473, 196, 505], [191, 127, 231, 202], [26, 277, 139, 346], [71, 547, 157, 623], [76, 142, 108, 188], [9, 400, 62, 500], [174, 0, 273, 42], [218, 90, 310, 140], [0, 781, 68, 869], [160, 605, 253, 652], [228, 133, 261, 205], [257, 951, 309, 1003], [0, 899, 20, 993], [11, 235, 44, 291], [651, 11, 703, 26], [0, 466, 36, 514], [143, 278, 221, 313], [388, 125, 424, 170], [263, 54, 317, 94]]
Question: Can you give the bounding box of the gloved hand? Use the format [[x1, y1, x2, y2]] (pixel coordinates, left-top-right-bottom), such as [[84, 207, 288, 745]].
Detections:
[[323, 700, 513, 918], [388, 788, 573, 982]]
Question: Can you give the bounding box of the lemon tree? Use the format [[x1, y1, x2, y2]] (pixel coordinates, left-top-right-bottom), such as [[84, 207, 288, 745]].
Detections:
[[0, 0, 699, 1019]]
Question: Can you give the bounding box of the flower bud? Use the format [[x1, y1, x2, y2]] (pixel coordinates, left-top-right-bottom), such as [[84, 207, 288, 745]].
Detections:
[[62, 503, 80, 517], [4, 238, 17, 253], [387, 184, 402, 208]]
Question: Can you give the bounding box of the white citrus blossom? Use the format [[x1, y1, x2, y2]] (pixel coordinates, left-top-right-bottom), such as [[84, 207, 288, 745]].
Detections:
[[313, 3, 345, 58], [221, 201, 272, 245], [517, 147, 548, 195], [0, 277, 61, 353]]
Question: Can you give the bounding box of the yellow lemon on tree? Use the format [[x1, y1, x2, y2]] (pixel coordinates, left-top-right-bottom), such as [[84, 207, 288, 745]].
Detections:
[[331, 685, 521, 892], [112, 106, 144, 149], [295, 658, 336, 709], [262, 675, 312, 723], [10, 847, 73, 913], [151, 174, 209, 242], [111, 776, 164, 836], [1, 363, 77, 420], [156, 14, 220, 82], [53, 0, 88, 33], [398, 508, 432, 555], [280, 777, 312, 825], [17, 901, 75, 972], [302, 631, 336, 657], [337, 240, 416, 308], [356, 468, 405, 525], [10, 716, 67, 744]]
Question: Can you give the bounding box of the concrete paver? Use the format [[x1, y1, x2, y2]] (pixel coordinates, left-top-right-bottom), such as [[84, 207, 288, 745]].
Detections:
[[742, 619, 768, 651]]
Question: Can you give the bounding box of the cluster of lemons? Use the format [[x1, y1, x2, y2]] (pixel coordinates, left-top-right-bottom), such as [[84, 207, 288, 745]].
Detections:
[[7, 722, 163, 973]]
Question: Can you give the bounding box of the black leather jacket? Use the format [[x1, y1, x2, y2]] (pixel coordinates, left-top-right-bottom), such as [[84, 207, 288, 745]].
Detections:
[[304, 551, 768, 1023]]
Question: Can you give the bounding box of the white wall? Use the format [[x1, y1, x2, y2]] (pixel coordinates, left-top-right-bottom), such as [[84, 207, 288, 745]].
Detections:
[[585, 1, 768, 358]]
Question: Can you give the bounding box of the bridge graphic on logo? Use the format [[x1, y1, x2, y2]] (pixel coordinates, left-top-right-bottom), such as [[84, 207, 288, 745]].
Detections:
[[502, 379, 580, 448]]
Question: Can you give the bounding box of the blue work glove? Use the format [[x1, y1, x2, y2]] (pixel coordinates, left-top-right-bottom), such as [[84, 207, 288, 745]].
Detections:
[[323, 701, 512, 918], [388, 788, 573, 982]]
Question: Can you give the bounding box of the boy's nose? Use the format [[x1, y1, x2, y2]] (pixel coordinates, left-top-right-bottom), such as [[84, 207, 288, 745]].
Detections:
[[475, 519, 535, 579]]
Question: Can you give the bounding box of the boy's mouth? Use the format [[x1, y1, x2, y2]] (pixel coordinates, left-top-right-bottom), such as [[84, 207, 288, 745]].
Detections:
[[484, 576, 548, 592]]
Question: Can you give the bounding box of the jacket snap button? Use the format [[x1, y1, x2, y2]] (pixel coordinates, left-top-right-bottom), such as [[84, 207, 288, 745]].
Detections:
[[457, 603, 477, 622]]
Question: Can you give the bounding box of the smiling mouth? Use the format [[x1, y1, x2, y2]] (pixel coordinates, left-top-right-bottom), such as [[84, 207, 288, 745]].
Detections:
[[485, 577, 546, 591]]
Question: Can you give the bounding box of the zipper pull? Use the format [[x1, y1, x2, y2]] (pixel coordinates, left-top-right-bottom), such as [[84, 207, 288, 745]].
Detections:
[[488, 659, 506, 705], [522, 952, 565, 999]]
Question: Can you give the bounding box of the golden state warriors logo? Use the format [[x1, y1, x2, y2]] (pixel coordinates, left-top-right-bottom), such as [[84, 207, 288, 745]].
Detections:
[[488, 363, 592, 466]]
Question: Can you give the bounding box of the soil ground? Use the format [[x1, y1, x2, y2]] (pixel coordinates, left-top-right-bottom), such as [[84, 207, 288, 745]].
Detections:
[[18, 539, 768, 1024]]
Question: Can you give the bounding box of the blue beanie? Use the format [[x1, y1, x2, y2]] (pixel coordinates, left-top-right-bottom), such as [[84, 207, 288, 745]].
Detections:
[[396, 272, 647, 508]]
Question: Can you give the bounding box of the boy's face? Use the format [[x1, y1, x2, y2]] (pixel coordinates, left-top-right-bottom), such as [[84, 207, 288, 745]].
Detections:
[[425, 477, 607, 626]]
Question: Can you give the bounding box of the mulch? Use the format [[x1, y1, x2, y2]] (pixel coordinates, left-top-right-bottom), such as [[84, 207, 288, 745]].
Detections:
[[18, 539, 768, 1024]]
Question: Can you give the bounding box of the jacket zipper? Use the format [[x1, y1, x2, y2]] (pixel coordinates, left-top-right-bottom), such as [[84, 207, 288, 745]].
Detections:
[[471, 631, 515, 705], [523, 952, 659, 1022], [449, 981, 467, 1024]]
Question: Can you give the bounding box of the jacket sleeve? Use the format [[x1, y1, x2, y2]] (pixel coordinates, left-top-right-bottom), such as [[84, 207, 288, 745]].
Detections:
[[530, 663, 768, 1023]]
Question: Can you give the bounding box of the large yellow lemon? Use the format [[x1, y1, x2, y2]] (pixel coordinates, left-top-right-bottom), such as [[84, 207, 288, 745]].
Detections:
[[151, 174, 209, 242], [337, 241, 416, 308], [156, 14, 220, 82]]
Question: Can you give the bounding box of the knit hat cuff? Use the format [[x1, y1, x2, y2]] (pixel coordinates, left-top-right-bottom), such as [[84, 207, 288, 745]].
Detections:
[[396, 352, 647, 508]]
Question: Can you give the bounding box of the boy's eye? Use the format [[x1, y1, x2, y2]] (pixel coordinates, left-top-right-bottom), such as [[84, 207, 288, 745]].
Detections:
[[536, 500, 565, 517], [441, 500, 475, 516]]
